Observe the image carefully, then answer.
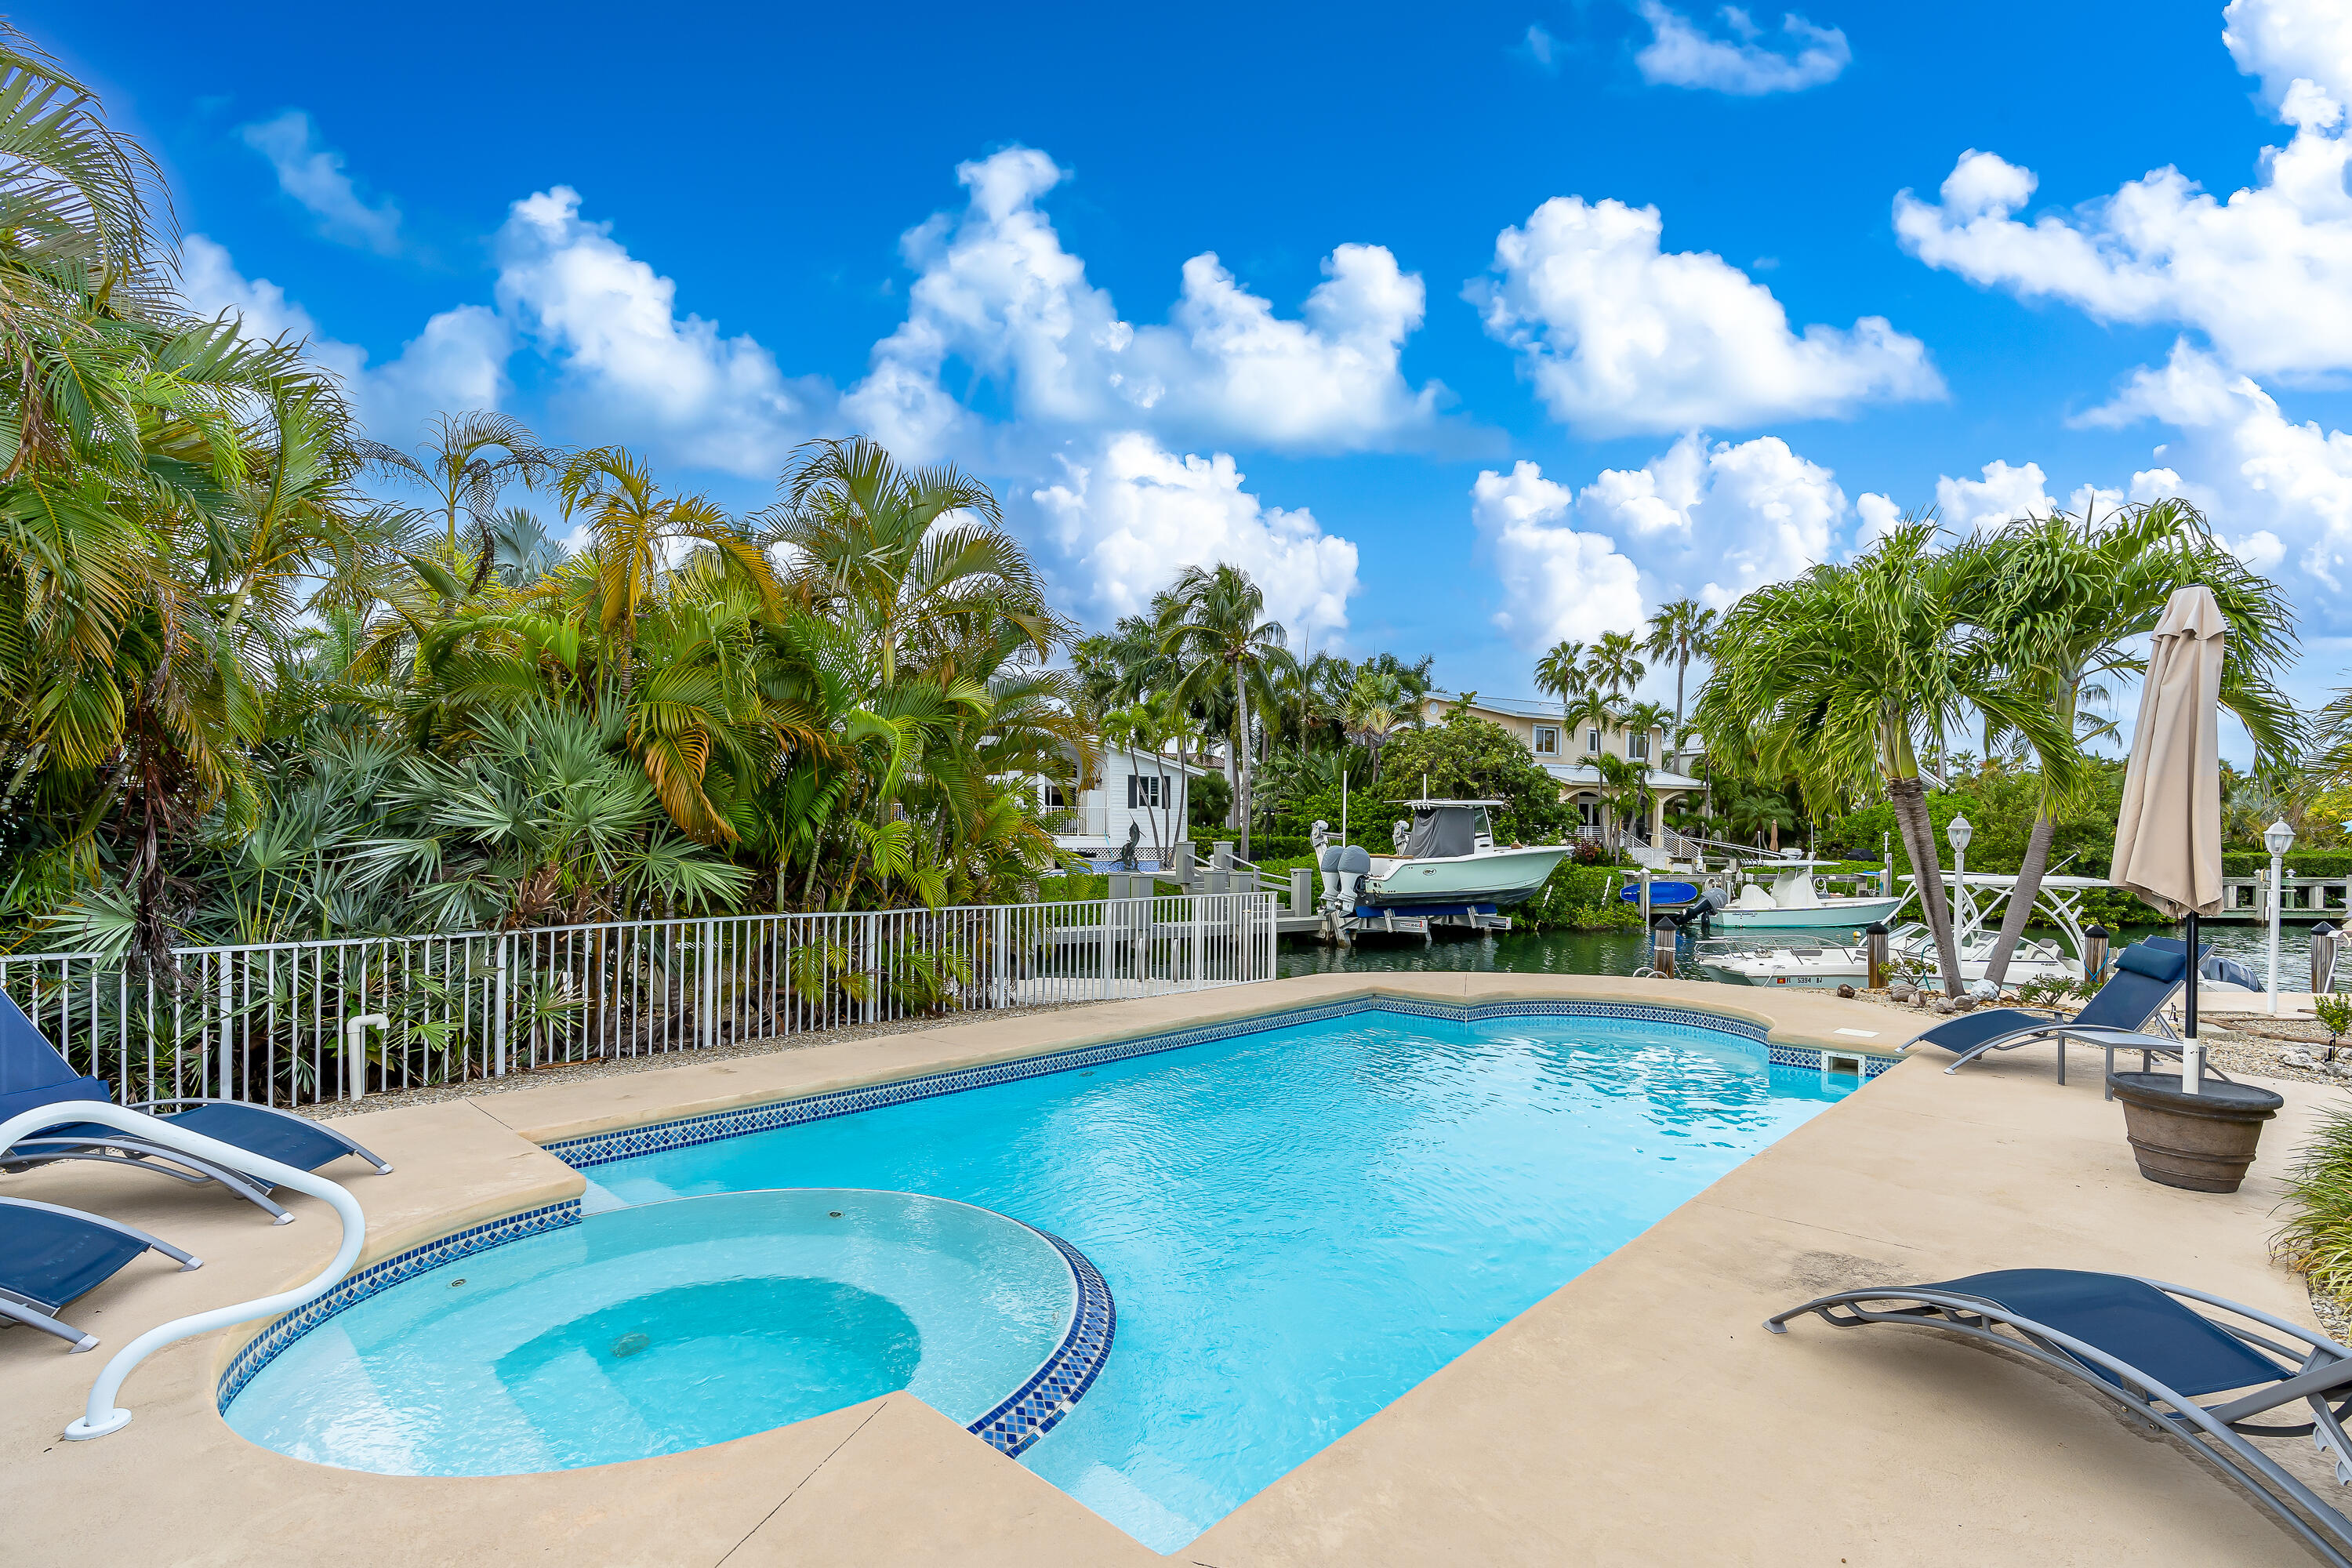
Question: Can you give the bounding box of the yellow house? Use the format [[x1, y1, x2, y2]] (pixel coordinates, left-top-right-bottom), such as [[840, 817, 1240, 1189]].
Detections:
[[1414, 691, 1705, 861]]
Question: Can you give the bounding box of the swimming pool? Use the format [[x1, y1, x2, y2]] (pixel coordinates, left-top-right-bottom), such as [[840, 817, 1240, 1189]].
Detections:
[[573, 1002, 1862, 1550]]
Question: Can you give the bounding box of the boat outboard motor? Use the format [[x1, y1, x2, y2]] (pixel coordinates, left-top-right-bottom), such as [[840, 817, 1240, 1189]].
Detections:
[[1681, 885, 1727, 935], [1321, 844, 1371, 913]]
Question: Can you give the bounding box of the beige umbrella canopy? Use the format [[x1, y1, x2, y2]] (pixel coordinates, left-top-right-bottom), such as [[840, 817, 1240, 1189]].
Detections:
[[2111, 584, 2227, 920]]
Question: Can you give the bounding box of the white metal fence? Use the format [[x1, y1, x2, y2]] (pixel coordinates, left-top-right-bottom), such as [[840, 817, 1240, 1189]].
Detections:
[[1, 891, 1278, 1110]]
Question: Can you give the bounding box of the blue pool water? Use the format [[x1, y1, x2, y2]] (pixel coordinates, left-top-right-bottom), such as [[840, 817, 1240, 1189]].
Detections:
[[224, 1189, 1073, 1475], [583, 1007, 1859, 1549]]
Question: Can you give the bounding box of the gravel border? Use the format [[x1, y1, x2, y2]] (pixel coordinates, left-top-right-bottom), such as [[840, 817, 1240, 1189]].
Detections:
[[296, 1000, 1098, 1123]]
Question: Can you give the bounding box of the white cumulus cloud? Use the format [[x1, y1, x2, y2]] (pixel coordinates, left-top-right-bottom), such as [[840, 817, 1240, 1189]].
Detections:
[[1470, 461, 1649, 650], [1469, 194, 1940, 437], [1030, 432, 1359, 645], [177, 234, 507, 444], [2224, 0, 2352, 107], [2082, 339, 2352, 597], [1895, 7, 2352, 380], [845, 148, 1443, 462], [1933, 458, 2058, 532], [492, 187, 833, 477], [1634, 2, 1852, 94], [1471, 432, 1847, 646], [238, 111, 403, 255]]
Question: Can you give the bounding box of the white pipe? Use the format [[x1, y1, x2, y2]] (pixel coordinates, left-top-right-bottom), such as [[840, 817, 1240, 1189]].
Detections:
[[344, 1014, 387, 1101], [0, 1101, 365, 1441]]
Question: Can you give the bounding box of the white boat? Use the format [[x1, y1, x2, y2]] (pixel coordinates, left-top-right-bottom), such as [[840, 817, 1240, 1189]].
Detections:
[[1695, 922, 2079, 989], [1336, 800, 1573, 911], [1708, 859, 1910, 931]]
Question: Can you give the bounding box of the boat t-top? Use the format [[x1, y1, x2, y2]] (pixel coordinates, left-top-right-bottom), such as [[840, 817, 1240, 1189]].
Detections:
[[1319, 799, 1573, 915]]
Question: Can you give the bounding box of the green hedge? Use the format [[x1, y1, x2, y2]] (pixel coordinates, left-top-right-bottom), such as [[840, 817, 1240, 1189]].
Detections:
[[2223, 850, 2352, 878]]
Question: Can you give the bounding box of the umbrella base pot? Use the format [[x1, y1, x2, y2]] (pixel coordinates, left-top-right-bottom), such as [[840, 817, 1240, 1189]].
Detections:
[[2107, 1071, 2285, 1193]]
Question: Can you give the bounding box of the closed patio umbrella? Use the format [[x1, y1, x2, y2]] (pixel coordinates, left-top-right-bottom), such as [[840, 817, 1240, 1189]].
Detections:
[[2110, 584, 2227, 1091]]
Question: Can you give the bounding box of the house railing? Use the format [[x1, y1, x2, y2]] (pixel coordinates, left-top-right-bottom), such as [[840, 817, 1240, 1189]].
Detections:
[[1, 891, 1279, 1112]]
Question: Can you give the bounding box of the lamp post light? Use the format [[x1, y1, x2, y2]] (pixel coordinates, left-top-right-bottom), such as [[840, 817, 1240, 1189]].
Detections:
[[2266, 818, 2296, 1016], [1947, 814, 1974, 934]]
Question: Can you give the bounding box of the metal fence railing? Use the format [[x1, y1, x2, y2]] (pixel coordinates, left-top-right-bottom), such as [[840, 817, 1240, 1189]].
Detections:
[[0, 891, 1279, 1110]]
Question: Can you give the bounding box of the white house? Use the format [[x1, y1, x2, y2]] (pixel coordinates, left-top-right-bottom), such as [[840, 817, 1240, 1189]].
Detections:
[[1031, 741, 1214, 870], [1416, 691, 1707, 853]]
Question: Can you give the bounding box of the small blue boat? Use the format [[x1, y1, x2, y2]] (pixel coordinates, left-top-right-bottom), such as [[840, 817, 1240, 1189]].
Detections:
[[1619, 877, 1701, 908]]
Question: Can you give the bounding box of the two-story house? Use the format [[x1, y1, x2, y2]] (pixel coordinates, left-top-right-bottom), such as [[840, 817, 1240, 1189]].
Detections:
[[1415, 691, 1705, 858], [1029, 740, 1214, 870]]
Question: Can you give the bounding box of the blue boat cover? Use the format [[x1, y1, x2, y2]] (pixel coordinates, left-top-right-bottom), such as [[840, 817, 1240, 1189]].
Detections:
[[1620, 881, 1700, 905], [1924, 1269, 2285, 1397], [2, 1204, 152, 1312]]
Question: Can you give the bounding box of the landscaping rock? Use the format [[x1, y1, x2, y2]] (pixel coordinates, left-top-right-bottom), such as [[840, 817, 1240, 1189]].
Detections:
[[2286, 1048, 2318, 1069], [1835, 984, 1857, 999], [1889, 985, 1918, 1004], [1929, 998, 1956, 1015], [1953, 996, 1979, 1012]]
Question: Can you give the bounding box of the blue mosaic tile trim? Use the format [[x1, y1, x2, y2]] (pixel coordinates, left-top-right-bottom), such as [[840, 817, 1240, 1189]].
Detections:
[[1767, 1041, 1902, 1077], [216, 1198, 581, 1410], [543, 996, 1818, 1171], [968, 1228, 1116, 1458]]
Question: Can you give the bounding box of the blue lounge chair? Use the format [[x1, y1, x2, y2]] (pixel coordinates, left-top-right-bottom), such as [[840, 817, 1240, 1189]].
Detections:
[[0, 1196, 201, 1352], [1769, 1269, 2352, 1567], [0, 991, 390, 1224], [1911, 937, 2209, 1090]]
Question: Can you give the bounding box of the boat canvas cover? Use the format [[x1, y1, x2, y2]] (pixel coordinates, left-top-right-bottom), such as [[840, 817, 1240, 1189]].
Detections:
[[1404, 806, 1477, 859]]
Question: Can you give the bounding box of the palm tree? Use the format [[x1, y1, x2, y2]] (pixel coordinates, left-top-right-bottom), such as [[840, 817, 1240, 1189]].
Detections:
[[1588, 630, 1647, 701], [359, 412, 558, 554], [1534, 638, 1588, 731], [1642, 598, 1716, 761], [562, 445, 777, 641], [1620, 698, 1675, 844], [1952, 500, 2299, 985], [1699, 518, 2071, 996], [766, 436, 1055, 691], [1160, 563, 1297, 862], [1345, 668, 1408, 786]]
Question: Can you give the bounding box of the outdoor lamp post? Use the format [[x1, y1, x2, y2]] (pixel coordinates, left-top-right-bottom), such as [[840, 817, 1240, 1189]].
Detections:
[[2267, 818, 2296, 1015], [1947, 814, 1974, 932]]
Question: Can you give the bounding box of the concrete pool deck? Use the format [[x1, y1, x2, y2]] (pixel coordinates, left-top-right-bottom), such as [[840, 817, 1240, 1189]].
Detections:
[[1, 971, 2339, 1566]]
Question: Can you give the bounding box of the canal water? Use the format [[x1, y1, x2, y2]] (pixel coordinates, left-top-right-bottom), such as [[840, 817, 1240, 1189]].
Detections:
[[1276, 922, 2323, 985]]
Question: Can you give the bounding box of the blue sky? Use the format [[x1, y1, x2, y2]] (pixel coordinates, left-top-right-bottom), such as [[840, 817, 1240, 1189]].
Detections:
[[35, 0, 2352, 724]]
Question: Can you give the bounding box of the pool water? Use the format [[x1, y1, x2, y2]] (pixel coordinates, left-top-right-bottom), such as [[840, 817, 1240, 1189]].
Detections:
[[586, 1007, 1858, 1550], [224, 1189, 1073, 1475]]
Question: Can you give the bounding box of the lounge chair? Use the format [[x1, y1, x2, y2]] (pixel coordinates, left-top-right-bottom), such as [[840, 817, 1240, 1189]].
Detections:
[[0, 1196, 201, 1352], [0, 991, 390, 1224], [1768, 1269, 2352, 1567], [1911, 937, 2211, 1091]]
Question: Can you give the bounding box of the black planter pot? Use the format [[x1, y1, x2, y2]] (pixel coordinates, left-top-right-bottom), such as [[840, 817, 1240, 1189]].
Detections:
[[2107, 1072, 2285, 1193]]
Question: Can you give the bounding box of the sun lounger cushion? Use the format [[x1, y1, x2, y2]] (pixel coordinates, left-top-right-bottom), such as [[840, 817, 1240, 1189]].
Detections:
[[5, 1203, 158, 1313], [36, 1102, 358, 1174], [1929, 1269, 2284, 1398], [2115, 944, 2187, 984]]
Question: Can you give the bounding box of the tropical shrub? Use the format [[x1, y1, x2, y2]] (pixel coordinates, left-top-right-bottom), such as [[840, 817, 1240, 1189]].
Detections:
[[2277, 1104, 2352, 1306]]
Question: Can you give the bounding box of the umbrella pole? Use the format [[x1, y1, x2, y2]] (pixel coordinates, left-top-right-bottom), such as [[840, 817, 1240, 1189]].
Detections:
[[2183, 910, 2202, 1093]]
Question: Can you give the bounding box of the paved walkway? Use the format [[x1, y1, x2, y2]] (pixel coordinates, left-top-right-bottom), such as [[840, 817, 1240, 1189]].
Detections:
[[1, 972, 2336, 1565]]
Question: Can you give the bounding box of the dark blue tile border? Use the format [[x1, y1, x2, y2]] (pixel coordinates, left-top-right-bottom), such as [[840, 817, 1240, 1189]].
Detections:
[[543, 996, 1896, 1171], [216, 1198, 582, 1410], [971, 1227, 1116, 1457]]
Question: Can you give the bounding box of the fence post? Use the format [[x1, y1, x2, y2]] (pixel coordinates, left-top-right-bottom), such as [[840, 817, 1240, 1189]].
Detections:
[[494, 934, 510, 1078], [217, 957, 233, 1101]]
